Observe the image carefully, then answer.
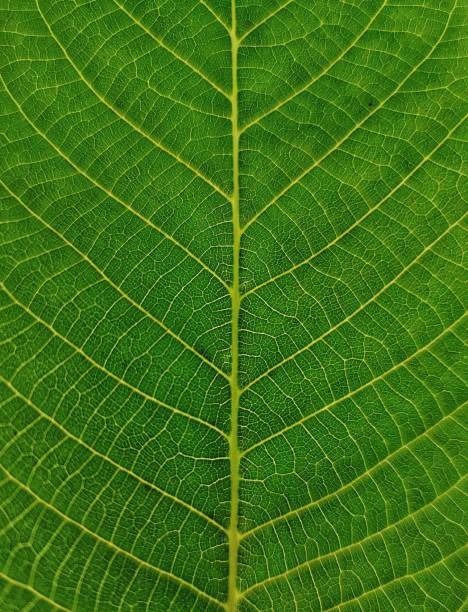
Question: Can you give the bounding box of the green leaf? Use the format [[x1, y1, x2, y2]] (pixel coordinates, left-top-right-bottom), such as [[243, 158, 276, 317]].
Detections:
[[0, 0, 466, 610]]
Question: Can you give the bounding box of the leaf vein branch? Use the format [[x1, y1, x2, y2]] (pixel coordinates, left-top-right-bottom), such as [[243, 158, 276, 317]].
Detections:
[[241, 2, 455, 231], [238, 1, 294, 43], [35, 0, 231, 201], [111, 0, 230, 98], [242, 213, 465, 392], [0, 466, 225, 608], [0, 75, 230, 292], [241, 312, 466, 456], [200, 1, 230, 32], [239, 0, 387, 132], [0, 375, 226, 533], [325, 547, 466, 611], [242, 114, 466, 298], [0, 282, 227, 439], [0, 179, 230, 380], [241, 402, 465, 538], [239, 476, 465, 599], [0, 571, 69, 611]]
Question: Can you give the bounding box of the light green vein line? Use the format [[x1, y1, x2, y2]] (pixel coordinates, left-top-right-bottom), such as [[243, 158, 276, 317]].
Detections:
[[0, 282, 228, 439], [241, 114, 467, 298], [240, 402, 465, 538], [111, 0, 230, 98], [329, 547, 467, 611], [35, 0, 231, 202], [239, 0, 387, 132], [227, 1, 241, 610], [0, 178, 230, 380], [241, 312, 466, 456], [238, 0, 294, 42], [241, 213, 465, 392], [200, 0, 230, 32], [0, 375, 226, 533], [0, 571, 70, 612], [0, 492, 39, 539], [0, 75, 230, 293], [239, 476, 466, 599], [0, 466, 225, 608], [241, 2, 455, 230]]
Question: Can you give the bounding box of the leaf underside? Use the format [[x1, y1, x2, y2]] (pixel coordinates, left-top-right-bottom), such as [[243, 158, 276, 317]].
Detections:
[[0, 0, 467, 610]]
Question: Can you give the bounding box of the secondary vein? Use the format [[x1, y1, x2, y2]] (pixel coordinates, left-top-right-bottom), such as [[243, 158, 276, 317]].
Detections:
[[0, 375, 226, 533]]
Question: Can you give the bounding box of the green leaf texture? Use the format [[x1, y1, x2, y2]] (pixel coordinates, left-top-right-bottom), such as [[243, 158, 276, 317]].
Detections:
[[0, 0, 467, 610]]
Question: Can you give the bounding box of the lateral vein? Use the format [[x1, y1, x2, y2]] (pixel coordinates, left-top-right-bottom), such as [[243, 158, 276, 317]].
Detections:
[[35, 0, 231, 202], [0, 375, 227, 533], [240, 403, 465, 538], [238, 0, 294, 43], [242, 214, 465, 391], [0, 571, 70, 611], [111, 0, 230, 98], [239, 0, 387, 132], [241, 3, 454, 231], [0, 178, 230, 381], [239, 476, 465, 599], [241, 312, 466, 456], [0, 282, 227, 439], [200, 0, 231, 33], [242, 114, 466, 298], [0, 75, 230, 292], [1, 467, 225, 608], [325, 548, 466, 611]]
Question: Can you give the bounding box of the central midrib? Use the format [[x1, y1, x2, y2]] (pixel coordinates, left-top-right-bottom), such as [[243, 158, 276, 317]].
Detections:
[[228, 0, 241, 609]]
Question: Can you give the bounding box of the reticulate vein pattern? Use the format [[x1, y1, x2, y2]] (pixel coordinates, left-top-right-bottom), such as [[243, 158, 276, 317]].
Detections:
[[0, 0, 466, 610]]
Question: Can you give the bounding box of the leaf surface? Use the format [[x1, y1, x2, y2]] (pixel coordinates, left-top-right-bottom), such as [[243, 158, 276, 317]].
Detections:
[[0, 0, 467, 610]]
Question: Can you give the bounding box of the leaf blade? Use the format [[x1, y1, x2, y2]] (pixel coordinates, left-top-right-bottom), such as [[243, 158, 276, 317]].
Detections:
[[1, 1, 466, 610]]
